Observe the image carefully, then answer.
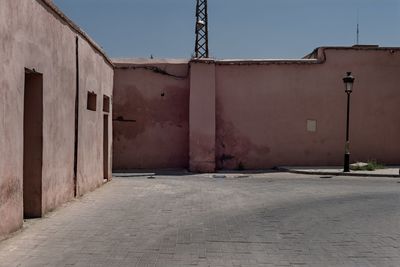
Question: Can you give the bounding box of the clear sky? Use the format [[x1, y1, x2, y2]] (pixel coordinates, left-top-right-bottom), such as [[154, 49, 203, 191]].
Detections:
[[53, 0, 400, 59]]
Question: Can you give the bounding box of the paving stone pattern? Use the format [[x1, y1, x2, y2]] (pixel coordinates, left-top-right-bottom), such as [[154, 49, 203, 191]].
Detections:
[[0, 173, 399, 267]]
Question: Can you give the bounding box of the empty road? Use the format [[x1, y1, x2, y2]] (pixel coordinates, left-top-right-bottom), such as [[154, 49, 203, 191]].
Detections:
[[0, 172, 399, 267]]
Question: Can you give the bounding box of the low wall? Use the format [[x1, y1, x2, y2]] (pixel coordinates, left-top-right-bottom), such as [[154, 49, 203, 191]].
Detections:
[[113, 47, 400, 172], [215, 48, 400, 169], [113, 60, 190, 170]]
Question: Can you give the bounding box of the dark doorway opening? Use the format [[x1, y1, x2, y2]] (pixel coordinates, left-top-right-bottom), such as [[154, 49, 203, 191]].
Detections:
[[23, 69, 43, 218], [103, 114, 109, 181]]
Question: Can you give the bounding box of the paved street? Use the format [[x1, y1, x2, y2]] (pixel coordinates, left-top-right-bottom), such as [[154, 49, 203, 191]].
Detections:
[[0, 172, 399, 267]]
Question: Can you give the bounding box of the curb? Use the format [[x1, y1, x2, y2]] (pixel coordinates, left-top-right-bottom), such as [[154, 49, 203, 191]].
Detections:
[[113, 173, 156, 178], [277, 167, 400, 178]]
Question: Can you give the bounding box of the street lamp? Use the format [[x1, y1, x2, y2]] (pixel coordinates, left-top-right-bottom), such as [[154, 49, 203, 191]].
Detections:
[[343, 72, 355, 172]]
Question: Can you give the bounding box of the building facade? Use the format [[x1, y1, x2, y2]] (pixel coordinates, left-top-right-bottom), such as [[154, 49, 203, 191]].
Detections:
[[0, 0, 113, 238]]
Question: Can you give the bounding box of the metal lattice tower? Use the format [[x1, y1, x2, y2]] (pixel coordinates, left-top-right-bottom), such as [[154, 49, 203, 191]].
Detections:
[[194, 0, 209, 58]]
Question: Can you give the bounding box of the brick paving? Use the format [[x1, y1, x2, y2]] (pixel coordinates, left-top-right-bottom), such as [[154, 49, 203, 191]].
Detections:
[[0, 173, 400, 267]]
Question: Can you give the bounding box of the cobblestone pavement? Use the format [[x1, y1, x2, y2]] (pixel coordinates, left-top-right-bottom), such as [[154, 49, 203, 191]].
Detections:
[[0, 173, 400, 267]]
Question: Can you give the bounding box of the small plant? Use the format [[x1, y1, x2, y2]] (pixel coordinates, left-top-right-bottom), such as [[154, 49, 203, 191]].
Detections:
[[237, 161, 245, 171], [351, 160, 385, 171]]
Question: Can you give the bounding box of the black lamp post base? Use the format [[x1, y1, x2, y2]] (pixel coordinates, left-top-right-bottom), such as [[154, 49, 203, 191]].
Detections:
[[344, 153, 350, 172]]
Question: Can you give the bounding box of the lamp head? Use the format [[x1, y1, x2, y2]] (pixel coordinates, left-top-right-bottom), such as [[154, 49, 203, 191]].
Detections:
[[343, 72, 355, 93]]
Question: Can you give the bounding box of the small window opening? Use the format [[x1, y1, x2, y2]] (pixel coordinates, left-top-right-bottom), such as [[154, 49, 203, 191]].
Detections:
[[87, 91, 97, 111], [103, 95, 110, 113]]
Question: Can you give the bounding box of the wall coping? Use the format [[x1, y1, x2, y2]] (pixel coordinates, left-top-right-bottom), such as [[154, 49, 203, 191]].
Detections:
[[211, 46, 400, 65], [38, 0, 114, 68], [113, 58, 190, 68], [112, 46, 400, 67]]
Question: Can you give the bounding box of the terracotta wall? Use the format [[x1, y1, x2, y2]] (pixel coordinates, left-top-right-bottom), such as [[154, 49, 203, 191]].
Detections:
[[76, 38, 113, 196], [0, 0, 113, 238], [113, 47, 400, 172], [215, 48, 400, 169], [189, 62, 216, 172], [113, 60, 189, 170]]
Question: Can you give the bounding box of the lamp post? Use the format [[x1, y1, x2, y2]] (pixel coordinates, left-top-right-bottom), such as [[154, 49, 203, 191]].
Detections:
[[343, 72, 355, 172]]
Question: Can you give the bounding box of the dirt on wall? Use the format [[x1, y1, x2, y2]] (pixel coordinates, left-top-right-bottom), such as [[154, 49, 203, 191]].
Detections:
[[113, 64, 190, 170]]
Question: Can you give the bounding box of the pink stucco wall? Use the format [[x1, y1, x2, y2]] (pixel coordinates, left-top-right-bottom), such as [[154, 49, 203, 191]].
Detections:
[[0, 0, 113, 238], [76, 39, 113, 196], [113, 47, 400, 172], [113, 60, 189, 170], [189, 61, 216, 172], [215, 48, 400, 169]]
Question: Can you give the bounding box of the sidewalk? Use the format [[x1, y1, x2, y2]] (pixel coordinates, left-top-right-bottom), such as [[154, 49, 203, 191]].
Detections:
[[279, 166, 400, 178]]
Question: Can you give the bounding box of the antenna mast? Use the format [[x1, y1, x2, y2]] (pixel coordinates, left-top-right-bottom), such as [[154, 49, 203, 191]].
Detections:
[[194, 0, 209, 58], [356, 23, 359, 45], [356, 10, 360, 45]]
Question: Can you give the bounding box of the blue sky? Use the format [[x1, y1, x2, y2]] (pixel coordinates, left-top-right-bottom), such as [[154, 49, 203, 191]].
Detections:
[[53, 0, 400, 59]]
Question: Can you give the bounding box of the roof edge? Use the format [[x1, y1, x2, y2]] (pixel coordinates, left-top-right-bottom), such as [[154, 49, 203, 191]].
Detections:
[[113, 58, 190, 66], [38, 0, 114, 68], [305, 45, 400, 57], [97, 45, 400, 68]]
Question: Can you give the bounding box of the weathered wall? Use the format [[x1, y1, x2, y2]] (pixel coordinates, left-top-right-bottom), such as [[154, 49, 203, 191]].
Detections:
[[76, 39, 113, 196], [0, 0, 113, 238], [216, 49, 400, 169], [189, 61, 216, 172], [215, 48, 400, 169], [113, 60, 189, 170], [113, 47, 400, 172]]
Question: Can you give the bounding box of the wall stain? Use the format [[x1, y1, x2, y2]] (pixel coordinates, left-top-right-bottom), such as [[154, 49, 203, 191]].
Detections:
[[216, 99, 271, 170], [114, 85, 189, 141], [113, 116, 136, 123], [0, 178, 21, 205]]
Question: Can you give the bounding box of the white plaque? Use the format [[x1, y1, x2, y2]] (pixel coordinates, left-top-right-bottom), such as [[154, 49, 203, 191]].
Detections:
[[307, 120, 317, 132]]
